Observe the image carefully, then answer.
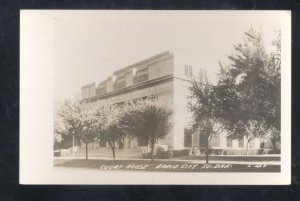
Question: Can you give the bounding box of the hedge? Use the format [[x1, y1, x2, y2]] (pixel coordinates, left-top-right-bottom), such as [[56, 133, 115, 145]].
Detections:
[[142, 148, 191, 159], [199, 148, 281, 155]]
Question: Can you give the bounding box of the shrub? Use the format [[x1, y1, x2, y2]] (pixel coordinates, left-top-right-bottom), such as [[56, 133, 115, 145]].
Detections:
[[172, 149, 191, 157], [156, 146, 166, 156], [266, 149, 281, 154], [142, 152, 152, 159], [211, 149, 223, 155], [257, 149, 264, 155], [142, 149, 173, 159], [199, 148, 281, 155], [155, 150, 173, 159]]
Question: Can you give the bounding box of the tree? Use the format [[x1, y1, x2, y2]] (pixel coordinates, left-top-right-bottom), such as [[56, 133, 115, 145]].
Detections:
[[134, 99, 172, 162], [79, 104, 98, 160], [56, 100, 99, 159], [100, 105, 125, 160], [118, 101, 141, 148], [214, 27, 281, 153], [93, 105, 109, 148], [53, 118, 65, 150], [189, 77, 219, 163], [56, 100, 83, 154]]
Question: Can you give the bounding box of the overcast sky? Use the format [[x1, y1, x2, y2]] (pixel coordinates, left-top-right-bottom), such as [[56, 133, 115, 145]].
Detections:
[[52, 11, 281, 101]]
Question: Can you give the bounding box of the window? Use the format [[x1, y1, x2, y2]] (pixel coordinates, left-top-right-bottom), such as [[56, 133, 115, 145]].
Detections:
[[138, 136, 148, 146], [184, 128, 192, 147], [199, 131, 207, 147], [118, 138, 124, 149], [238, 137, 244, 148], [96, 87, 106, 95], [189, 66, 193, 77], [134, 68, 148, 84], [226, 136, 232, 148], [184, 65, 189, 76], [184, 65, 193, 77], [113, 76, 126, 90], [212, 135, 220, 147], [99, 135, 106, 147]]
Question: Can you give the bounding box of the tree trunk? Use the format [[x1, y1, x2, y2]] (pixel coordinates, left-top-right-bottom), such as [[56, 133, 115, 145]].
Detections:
[[112, 147, 115, 160], [246, 137, 251, 156], [108, 141, 116, 160], [128, 137, 131, 148], [85, 142, 88, 160], [111, 141, 116, 160], [150, 143, 155, 163], [206, 132, 209, 164], [270, 138, 276, 149]]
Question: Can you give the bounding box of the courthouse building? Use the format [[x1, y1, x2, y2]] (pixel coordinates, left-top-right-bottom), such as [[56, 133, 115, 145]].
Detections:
[[81, 51, 266, 152]]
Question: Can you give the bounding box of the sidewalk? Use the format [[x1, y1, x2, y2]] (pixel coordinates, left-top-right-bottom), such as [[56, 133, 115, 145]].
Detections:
[[54, 156, 281, 165]]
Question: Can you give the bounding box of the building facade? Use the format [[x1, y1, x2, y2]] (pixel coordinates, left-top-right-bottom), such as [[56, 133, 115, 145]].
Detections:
[[81, 51, 266, 152]]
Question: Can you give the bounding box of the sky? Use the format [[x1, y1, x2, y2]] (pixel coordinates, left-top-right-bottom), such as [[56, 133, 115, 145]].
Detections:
[[52, 11, 281, 101]]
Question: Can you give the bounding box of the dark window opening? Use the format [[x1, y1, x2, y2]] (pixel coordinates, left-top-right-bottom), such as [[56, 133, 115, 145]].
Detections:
[[113, 76, 126, 90], [96, 87, 107, 95], [184, 128, 192, 147], [188, 66, 193, 77], [199, 132, 207, 147], [137, 137, 148, 146], [118, 138, 124, 149], [238, 137, 244, 148], [226, 136, 232, 148], [99, 135, 106, 147], [184, 65, 189, 76], [113, 82, 126, 90], [134, 68, 149, 84]]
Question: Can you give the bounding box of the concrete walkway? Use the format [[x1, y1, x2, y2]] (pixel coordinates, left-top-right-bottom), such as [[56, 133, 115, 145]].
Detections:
[[55, 156, 281, 165]]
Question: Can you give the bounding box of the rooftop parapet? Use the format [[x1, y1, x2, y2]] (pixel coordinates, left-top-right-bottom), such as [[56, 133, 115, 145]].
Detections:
[[81, 82, 96, 89]]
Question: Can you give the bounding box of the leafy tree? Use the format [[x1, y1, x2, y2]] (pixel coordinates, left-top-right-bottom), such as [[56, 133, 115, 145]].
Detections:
[[189, 77, 219, 163], [56, 100, 83, 151], [55, 100, 99, 159], [134, 99, 172, 162], [215, 27, 281, 153], [118, 101, 141, 148], [100, 105, 125, 160], [53, 115, 66, 150], [93, 105, 109, 147], [79, 104, 98, 160], [264, 31, 281, 147], [189, 28, 281, 156]]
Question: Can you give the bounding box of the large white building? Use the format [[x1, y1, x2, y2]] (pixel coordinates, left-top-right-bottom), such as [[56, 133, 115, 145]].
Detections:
[[81, 51, 266, 152]]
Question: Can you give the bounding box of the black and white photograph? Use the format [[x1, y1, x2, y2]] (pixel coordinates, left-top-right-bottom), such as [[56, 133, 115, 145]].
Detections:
[[20, 10, 291, 184]]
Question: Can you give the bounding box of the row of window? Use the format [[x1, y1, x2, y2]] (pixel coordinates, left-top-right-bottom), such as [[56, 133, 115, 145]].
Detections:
[[133, 73, 149, 84], [184, 65, 193, 78], [94, 65, 190, 96], [96, 69, 150, 93], [201, 135, 245, 148], [184, 130, 260, 149], [98, 135, 150, 148], [96, 87, 106, 96]]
